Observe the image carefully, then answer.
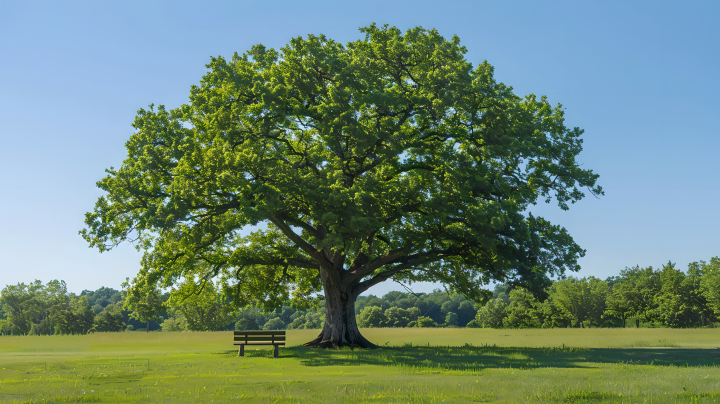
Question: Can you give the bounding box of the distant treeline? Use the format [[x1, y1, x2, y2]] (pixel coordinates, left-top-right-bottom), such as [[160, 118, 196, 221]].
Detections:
[[1, 258, 718, 335]]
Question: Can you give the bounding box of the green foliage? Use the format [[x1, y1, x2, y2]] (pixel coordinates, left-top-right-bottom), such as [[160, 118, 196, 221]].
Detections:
[[456, 300, 477, 327], [444, 312, 459, 326], [0, 281, 99, 336], [93, 302, 126, 332], [385, 307, 420, 327], [287, 311, 325, 329], [82, 287, 122, 314], [122, 279, 164, 331], [0, 319, 10, 335], [81, 24, 601, 323], [701, 257, 720, 318], [166, 280, 234, 331], [357, 306, 387, 328], [233, 318, 257, 331], [549, 276, 608, 328], [415, 316, 438, 328], [604, 265, 660, 327], [160, 308, 188, 331], [475, 297, 507, 328], [680, 261, 713, 326], [355, 295, 388, 314], [53, 295, 95, 335], [652, 261, 712, 328], [262, 317, 286, 330], [503, 288, 541, 328]]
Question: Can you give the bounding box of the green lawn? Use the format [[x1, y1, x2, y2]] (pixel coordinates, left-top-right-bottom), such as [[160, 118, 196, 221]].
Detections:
[[1, 328, 719, 403]]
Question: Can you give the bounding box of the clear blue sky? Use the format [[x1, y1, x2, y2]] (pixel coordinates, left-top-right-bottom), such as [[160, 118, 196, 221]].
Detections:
[[1, 0, 718, 296]]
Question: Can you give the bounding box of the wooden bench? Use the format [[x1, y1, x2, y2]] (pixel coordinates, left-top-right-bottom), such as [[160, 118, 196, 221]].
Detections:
[[234, 330, 285, 358]]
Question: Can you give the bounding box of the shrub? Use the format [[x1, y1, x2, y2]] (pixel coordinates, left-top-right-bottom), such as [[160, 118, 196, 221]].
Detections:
[[416, 316, 437, 328], [161, 312, 188, 331]]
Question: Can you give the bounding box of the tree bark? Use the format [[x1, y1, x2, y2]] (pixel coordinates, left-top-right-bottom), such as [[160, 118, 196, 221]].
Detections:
[[146, 319, 149, 333], [303, 277, 376, 349]]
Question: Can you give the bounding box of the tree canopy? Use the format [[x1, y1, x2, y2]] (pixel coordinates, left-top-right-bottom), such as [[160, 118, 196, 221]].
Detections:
[[81, 24, 602, 347]]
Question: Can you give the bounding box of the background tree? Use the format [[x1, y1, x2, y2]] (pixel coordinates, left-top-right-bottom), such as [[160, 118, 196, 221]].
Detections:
[[606, 266, 660, 327], [503, 287, 542, 328], [262, 317, 286, 330], [54, 295, 94, 335], [652, 261, 711, 328], [81, 24, 602, 347], [357, 306, 387, 328], [234, 306, 267, 330], [444, 312, 459, 327], [82, 287, 123, 315], [700, 257, 720, 319], [604, 276, 637, 328], [474, 297, 507, 328], [0, 280, 71, 335], [415, 316, 438, 328], [355, 295, 388, 314], [287, 311, 325, 329], [683, 261, 713, 327], [385, 306, 420, 327], [234, 317, 259, 331], [122, 280, 163, 333], [455, 301, 478, 327], [550, 277, 608, 328], [0, 281, 44, 335], [167, 280, 235, 331], [93, 302, 126, 332]]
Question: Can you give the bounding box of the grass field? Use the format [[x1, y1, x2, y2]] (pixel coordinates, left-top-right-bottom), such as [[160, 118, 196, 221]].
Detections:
[[1, 328, 719, 403]]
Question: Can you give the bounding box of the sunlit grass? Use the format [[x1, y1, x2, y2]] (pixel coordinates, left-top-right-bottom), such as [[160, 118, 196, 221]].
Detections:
[[1, 328, 720, 403]]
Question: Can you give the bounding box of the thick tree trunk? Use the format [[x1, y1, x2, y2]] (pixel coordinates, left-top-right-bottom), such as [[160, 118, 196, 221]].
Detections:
[[303, 278, 376, 349]]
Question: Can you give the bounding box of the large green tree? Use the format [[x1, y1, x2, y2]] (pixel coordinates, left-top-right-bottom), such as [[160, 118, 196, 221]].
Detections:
[[81, 24, 601, 347]]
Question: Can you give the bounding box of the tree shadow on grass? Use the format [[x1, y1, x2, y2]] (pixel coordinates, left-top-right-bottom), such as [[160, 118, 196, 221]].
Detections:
[[255, 344, 720, 371]]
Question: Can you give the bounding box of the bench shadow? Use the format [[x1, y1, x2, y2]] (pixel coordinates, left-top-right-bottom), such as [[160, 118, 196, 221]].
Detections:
[[262, 344, 720, 371]]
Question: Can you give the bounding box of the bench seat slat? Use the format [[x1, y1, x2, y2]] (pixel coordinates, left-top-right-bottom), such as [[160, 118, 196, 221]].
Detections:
[[234, 335, 285, 341]]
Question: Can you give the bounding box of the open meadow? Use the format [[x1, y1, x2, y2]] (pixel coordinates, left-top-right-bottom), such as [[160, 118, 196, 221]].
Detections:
[[1, 328, 719, 403]]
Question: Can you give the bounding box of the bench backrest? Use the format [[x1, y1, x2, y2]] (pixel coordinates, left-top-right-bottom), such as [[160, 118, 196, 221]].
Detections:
[[234, 330, 286, 345]]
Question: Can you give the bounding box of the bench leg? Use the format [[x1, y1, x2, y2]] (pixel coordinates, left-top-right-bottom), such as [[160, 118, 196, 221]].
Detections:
[[273, 345, 279, 359], [238, 345, 244, 357]]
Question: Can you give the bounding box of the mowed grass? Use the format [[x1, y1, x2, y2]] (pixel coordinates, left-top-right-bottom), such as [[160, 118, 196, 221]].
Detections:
[[1, 328, 720, 403]]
